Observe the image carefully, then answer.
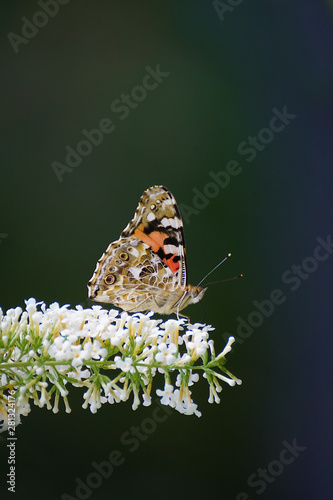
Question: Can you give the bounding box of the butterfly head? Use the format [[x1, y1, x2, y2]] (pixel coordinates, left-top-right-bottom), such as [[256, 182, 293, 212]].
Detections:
[[187, 285, 207, 305]]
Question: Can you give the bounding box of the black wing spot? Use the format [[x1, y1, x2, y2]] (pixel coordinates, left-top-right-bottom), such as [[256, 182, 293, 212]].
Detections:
[[157, 248, 166, 260], [144, 219, 160, 234], [164, 236, 179, 246]]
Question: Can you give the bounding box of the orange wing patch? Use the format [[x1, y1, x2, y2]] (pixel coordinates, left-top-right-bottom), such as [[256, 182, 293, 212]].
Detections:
[[163, 253, 179, 274], [133, 227, 164, 253], [134, 225, 180, 274]]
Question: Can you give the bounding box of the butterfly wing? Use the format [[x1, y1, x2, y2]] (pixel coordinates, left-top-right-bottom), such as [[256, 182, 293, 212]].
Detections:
[[121, 185, 187, 287], [87, 185, 188, 313], [87, 236, 181, 312]]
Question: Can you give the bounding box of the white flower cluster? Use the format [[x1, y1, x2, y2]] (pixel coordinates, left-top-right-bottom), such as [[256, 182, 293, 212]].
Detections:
[[0, 298, 241, 431]]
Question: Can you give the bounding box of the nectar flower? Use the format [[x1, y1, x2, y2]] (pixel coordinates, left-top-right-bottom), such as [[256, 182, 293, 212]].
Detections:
[[0, 298, 241, 431]]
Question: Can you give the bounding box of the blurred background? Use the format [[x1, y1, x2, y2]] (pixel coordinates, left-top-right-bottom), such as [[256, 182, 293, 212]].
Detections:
[[1, 1, 332, 499]]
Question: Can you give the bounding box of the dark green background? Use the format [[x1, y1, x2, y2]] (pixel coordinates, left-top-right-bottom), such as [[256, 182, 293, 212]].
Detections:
[[1, 1, 332, 499]]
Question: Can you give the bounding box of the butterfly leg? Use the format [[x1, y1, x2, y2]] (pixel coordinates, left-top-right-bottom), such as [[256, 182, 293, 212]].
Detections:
[[175, 305, 190, 322], [178, 312, 190, 322]]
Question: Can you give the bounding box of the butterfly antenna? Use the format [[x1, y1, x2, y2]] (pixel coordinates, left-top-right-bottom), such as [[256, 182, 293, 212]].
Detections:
[[204, 274, 244, 286], [197, 253, 232, 287]]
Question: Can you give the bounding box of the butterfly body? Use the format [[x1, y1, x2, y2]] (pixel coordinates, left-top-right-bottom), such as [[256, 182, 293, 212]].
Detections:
[[88, 185, 206, 315]]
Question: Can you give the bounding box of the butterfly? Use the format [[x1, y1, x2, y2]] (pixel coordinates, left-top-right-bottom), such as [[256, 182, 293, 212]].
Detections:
[[87, 185, 207, 317]]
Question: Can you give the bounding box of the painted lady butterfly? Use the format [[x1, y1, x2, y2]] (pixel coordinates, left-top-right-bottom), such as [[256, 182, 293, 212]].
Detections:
[[87, 185, 206, 316]]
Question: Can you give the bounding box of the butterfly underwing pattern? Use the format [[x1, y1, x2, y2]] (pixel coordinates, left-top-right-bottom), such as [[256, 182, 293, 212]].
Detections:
[[87, 185, 206, 316]]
